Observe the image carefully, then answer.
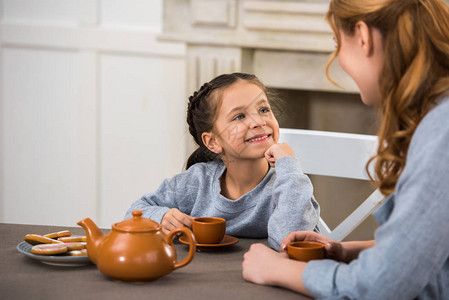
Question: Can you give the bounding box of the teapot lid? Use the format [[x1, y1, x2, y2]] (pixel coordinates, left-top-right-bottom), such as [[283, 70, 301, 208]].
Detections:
[[113, 210, 161, 233]]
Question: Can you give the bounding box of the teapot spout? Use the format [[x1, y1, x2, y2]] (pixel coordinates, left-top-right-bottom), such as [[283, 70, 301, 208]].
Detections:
[[77, 217, 105, 264]]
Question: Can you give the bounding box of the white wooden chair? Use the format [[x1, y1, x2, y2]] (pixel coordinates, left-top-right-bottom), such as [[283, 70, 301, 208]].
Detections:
[[279, 128, 385, 241]]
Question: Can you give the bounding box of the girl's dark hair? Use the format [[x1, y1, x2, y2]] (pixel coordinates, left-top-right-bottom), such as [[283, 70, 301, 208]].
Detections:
[[186, 72, 273, 169]]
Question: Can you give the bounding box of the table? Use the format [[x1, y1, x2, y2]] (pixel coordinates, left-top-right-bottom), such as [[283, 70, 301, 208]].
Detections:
[[0, 223, 311, 300]]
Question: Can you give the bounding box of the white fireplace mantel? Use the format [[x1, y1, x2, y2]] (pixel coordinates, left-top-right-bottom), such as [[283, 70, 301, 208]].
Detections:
[[159, 0, 358, 94]]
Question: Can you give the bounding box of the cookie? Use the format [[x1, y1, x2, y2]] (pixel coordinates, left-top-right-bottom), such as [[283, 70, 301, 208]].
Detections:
[[30, 243, 68, 255], [24, 234, 64, 246], [63, 242, 85, 251], [44, 230, 72, 239], [58, 235, 86, 243], [64, 249, 88, 256]]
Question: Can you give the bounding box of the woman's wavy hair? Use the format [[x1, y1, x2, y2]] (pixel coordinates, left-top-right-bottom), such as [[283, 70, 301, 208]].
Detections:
[[186, 73, 277, 169], [326, 0, 449, 195]]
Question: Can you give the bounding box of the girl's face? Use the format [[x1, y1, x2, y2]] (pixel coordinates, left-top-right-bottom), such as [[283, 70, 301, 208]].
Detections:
[[211, 80, 280, 162], [337, 25, 384, 106]]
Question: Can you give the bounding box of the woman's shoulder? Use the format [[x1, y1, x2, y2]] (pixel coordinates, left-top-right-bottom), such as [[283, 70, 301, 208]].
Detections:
[[418, 96, 449, 132], [430, 95, 449, 116], [414, 97, 449, 138], [409, 96, 449, 159]]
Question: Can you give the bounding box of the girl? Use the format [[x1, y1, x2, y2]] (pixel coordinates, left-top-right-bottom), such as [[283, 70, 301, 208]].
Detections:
[[242, 0, 449, 298], [125, 73, 320, 250]]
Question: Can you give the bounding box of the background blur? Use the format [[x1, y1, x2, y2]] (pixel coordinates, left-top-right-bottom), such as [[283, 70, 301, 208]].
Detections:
[[1, 0, 383, 240], [1, 0, 188, 228]]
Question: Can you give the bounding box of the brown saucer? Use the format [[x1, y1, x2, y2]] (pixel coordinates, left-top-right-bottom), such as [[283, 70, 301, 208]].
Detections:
[[179, 234, 238, 252]]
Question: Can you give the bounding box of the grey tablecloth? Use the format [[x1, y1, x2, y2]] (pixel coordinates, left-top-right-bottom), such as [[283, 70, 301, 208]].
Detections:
[[0, 223, 310, 300]]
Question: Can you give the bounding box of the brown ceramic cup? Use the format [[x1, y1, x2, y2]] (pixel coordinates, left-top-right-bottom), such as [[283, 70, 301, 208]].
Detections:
[[287, 241, 325, 262], [192, 217, 226, 244]]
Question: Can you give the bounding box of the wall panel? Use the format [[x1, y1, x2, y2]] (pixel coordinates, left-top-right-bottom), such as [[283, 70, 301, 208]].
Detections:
[[99, 53, 186, 226], [3, 0, 78, 25], [0, 0, 187, 228], [100, 0, 162, 30], [2, 48, 97, 225]]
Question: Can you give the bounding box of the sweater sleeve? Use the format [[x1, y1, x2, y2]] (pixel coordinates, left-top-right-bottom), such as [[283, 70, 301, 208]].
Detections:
[[267, 156, 320, 250], [303, 100, 449, 299], [124, 170, 195, 224]]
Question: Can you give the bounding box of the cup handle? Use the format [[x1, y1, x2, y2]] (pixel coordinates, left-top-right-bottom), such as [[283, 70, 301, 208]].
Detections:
[[165, 227, 197, 270]]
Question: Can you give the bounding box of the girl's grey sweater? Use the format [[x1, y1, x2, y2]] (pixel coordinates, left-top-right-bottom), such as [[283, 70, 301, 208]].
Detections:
[[125, 156, 320, 250]]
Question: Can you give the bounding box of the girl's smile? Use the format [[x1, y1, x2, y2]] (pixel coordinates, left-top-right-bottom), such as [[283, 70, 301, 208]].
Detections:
[[245, 133, 272, 144]]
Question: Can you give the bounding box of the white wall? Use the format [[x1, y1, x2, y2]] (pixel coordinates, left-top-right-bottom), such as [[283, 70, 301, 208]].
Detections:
[[0, 0, 188, 228]]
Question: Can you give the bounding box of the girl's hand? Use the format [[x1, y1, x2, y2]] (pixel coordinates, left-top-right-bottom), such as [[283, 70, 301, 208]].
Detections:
[[264, 143, 295, 167], [280, 231, 345, 262], [161, 208, 194, 235]]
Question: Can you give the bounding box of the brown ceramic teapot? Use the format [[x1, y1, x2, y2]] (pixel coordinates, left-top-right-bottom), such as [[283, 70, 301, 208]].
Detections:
[[77, 210, 196, 282]]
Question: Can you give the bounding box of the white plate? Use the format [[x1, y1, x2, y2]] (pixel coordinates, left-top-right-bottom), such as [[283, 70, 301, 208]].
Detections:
[[17, 241, 92, 266]]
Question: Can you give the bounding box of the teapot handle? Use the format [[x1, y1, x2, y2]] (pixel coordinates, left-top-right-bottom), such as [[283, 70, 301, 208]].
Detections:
[[165, 227, 196, 270]]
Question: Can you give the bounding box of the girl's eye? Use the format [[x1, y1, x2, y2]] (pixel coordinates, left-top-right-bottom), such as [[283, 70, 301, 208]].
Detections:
[[232, 113, 245, 121], [260, 107, 270, 114]]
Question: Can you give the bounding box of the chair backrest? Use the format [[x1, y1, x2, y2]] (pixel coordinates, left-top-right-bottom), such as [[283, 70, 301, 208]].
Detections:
[[279, 128, 385, 241]]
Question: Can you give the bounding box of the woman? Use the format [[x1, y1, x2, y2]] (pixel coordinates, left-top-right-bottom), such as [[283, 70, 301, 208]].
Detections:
[[242, 0, 449, 299]]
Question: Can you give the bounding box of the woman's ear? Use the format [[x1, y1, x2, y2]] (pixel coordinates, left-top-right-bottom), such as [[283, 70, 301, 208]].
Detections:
[[355, 21, 374, 57], [201, 132, 223, 154]]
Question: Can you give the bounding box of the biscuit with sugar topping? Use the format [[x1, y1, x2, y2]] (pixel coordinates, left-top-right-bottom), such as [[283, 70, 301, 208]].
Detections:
[[64, 249, 88, 256], [43, 230, 72, 239], [30, 243, 68, 255], [24, 234, 64, 246], [58, 236, 86, 243], [63, 242, 85, 251]]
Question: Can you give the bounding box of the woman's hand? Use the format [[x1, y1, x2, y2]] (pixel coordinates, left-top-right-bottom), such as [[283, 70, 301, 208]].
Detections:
[[264, 143, 295, 167], [242, 243, 288, 285], [281, 231, 375, 263], [280, 231, 345, 262], [161, 208, 194, 235], [242, 243, 311, 295]]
